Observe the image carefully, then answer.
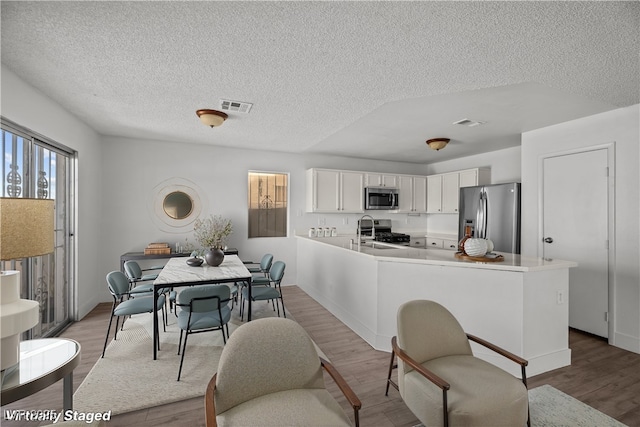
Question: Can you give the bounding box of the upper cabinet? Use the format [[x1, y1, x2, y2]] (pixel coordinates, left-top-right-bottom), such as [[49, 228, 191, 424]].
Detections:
[[306, 168, 364, 213], [427, 168, 490, 213], [306, 167, 489, 214], [397, 175, 427, 213], [364, 173, 398, 188]]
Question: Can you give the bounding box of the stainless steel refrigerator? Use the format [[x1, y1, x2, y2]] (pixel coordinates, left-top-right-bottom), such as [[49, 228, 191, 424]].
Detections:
[[458, 183, 521, 254]]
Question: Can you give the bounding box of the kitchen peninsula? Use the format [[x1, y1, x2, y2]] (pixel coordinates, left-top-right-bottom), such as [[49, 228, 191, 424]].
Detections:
[[296, 235, 577, 376]]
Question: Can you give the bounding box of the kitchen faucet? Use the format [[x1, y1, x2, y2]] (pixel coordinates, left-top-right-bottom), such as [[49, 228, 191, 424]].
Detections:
[[357, 214, 375, 249]]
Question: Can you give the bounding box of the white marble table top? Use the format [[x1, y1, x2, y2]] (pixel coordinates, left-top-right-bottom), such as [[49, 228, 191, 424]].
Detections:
[[153, 255, 251, 286]]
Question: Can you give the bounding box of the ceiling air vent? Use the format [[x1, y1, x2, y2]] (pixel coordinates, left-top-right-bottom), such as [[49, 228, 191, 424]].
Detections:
[[219, 99, 253, 114], [453, 118, 485, 127]]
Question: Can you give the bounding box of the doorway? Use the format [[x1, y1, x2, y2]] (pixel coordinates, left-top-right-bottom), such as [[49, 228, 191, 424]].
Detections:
[[541, 146, 613, 339]]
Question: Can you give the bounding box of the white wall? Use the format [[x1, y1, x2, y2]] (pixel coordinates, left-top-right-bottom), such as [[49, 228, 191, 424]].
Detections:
[[98, 136, 433, 301], [521, 105, 640, 353], [1, 65, 103, 319]]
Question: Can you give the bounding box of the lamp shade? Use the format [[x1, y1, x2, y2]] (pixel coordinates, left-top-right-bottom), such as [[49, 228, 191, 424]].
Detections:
[[0, 198, 55, 260], [426, 138, 450, 151], [196, 109, 228, 127]]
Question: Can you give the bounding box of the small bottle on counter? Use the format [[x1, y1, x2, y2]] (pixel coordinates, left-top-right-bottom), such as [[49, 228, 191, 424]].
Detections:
[[309, 227, 316, 238], [331, 227, 337, 237], [324, 227, 331, 237]]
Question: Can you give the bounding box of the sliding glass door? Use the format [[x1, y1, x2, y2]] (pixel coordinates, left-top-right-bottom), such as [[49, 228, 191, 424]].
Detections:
[[1, 119, 75, 337]]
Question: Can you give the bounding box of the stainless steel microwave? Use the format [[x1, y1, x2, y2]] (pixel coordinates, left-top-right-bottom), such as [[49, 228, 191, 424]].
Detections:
[[364, 187, 399, 210]]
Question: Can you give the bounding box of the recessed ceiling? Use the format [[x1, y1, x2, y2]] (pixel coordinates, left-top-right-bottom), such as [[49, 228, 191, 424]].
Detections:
[[1, 1, 637, 164]]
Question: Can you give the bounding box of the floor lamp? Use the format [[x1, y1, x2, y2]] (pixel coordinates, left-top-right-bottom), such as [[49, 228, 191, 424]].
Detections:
[[0, 197, 54, 373]]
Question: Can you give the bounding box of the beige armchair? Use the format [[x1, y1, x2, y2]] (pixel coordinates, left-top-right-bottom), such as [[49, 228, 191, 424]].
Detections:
[[386, 300, 530, 427], [205, 317, 361, 426]]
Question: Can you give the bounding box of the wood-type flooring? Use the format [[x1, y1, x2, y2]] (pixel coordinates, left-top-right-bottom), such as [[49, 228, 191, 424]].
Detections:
[[1, 285, 639, 426]]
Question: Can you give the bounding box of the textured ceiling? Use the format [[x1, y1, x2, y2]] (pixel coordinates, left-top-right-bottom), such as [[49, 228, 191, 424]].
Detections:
[[1, 1, 638, 163]]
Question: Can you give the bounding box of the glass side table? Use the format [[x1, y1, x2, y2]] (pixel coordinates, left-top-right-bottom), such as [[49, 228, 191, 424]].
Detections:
[[1, 338, 81, 411]]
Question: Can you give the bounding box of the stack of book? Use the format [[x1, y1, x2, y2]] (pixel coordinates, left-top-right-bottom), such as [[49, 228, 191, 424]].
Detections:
[[144, 242, 171, 255]]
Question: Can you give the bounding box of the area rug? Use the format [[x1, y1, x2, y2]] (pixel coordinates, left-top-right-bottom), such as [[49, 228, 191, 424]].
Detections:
[[412, 384, 626, 427], [74, 300, 290, 416], [528, 384, 627, 427]]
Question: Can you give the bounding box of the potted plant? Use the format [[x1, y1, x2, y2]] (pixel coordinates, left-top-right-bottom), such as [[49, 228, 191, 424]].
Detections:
[[193, 214, 233, 266]]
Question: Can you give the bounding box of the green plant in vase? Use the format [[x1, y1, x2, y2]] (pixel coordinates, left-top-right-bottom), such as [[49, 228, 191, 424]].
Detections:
[[193, 214, 233, 266]]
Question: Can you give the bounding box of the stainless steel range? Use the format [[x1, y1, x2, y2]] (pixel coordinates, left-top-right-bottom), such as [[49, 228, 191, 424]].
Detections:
[[357, 218, 410, 245]]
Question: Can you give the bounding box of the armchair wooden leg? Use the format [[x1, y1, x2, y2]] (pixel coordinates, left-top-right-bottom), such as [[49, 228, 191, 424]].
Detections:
[[385, 350, 398, 396]]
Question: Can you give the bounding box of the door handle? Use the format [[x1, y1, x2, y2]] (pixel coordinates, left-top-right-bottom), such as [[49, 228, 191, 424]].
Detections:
[[543, 237, 554, 243]]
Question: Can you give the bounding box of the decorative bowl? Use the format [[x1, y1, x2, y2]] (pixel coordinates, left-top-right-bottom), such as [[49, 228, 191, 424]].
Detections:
[[463, 238, 488, 257], [186, 257, 204, 267]]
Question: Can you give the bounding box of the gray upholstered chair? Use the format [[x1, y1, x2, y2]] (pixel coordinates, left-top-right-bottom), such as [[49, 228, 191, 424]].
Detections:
[[102, 270, 166, 358], [240, 261, 286, 320], [386, 300, 530, 427], [243, 253, 273, 277], [176, 285, 232, 381], [205, 317, 361, 427], [234, 253, 274, 308], [123, 260, 159, 295]]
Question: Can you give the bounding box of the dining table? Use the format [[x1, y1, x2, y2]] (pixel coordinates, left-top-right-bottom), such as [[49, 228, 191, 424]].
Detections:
[[151, 255, 252, 360]]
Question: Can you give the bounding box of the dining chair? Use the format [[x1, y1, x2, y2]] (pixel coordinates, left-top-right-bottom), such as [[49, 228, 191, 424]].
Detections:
[[234, 253, 274, 309], [243, 253, 273, 277], [102, 270, 166, 358], [385, 299, 529, 426], [123, 260, 159, 295], [240, 261, 286, 320], [176, 285, 232, 381], [205, 317, 361, 426]]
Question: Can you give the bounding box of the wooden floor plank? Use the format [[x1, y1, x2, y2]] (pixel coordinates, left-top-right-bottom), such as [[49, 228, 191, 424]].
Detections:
[[1, 285, 639, 426]]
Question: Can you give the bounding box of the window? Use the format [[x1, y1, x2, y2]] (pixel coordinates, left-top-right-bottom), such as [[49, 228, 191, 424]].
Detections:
[[248, 172, 288, 238], [2, 118, 75, 338]]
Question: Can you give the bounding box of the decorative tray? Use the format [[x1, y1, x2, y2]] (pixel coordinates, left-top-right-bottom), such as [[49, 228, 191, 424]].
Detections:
[[454, 252, 504, 262]]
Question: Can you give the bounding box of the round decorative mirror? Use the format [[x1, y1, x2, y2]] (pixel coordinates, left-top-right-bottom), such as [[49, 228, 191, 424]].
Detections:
[[162, 191, 193, 220], [150, 178, 206, 232]]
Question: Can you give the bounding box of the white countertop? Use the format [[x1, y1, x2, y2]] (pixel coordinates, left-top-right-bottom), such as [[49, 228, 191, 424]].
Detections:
[[297, 235, 577, 272]]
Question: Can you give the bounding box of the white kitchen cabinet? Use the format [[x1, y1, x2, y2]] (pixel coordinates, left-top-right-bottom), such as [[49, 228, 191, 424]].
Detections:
[[397, 175, 427, 213], [365, 173, 398, 188], [443, 239, 459, 251], [459, 168, 490, 188], [427, 168, 490, 213], [426, 237, 444, 248], [426, 175, 443, 213], [410, 237, 426, 248], [306, 168, 364, 213], [442, 173, 460, 213], [425, 237, 458, 250]]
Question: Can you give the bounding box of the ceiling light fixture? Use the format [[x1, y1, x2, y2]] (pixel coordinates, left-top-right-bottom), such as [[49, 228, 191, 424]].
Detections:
[[196, 109, 228, 127], [426, 138, 450, 151]]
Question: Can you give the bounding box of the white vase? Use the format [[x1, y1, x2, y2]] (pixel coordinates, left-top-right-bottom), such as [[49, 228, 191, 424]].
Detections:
[[464, 238, 488, 257]]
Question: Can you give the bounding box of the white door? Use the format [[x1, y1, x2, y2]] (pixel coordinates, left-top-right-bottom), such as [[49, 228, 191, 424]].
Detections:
[[542, 148, 610, 338]]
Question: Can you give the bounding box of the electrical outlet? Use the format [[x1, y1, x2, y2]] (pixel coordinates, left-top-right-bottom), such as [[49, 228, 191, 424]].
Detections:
[[556, 290, 564, 305], [343, 217, 348, 225]]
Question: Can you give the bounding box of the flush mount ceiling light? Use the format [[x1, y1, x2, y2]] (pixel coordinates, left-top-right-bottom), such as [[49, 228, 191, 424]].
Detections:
[[196, 109, 228, 127], [426, 138, 450, 151]]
